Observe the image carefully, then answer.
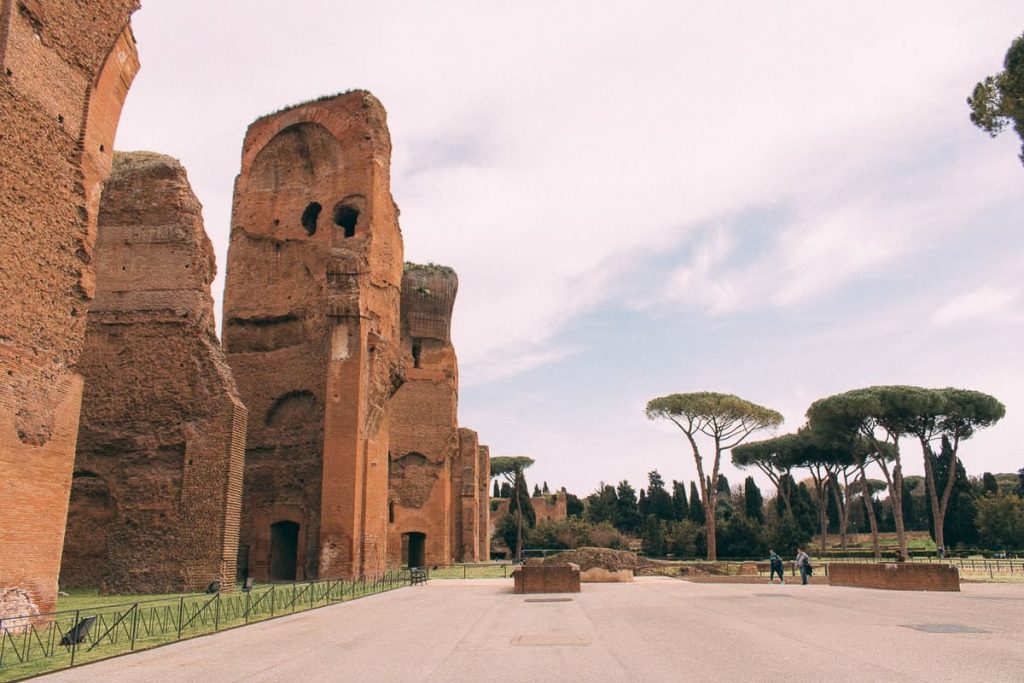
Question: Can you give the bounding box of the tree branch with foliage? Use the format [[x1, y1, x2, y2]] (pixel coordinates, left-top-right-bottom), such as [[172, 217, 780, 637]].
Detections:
[[490, 455, 535, 559], [968, 31, 1024, 167], [646, 392, 783, 560]]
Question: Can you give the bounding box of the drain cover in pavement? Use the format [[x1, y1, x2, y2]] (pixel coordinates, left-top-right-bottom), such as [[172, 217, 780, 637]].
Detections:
[[524, 597, 574, 603], [512, 634, 590, 646], [900, 624, 990, 634]]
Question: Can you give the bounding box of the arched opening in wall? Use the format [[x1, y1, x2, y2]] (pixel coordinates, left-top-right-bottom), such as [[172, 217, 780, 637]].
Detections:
[[331, 196, 365, 239], [300, 202, 321, 236], [402, 532, 426, 568], [269, 521, 300, 581], [265, 390, 317, 428], [411, 339, 422, 368], [334, 204, 359, 237]]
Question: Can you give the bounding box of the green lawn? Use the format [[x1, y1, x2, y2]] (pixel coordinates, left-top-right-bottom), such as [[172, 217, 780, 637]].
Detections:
[[1, 576, 409, 682]]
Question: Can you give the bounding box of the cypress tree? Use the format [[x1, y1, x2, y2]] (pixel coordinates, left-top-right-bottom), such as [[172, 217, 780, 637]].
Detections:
[[542, 481, 550, 495], [533, 483, 542, 497], [672, 480, 688, 521], [982, 472, 999, 494], [743, 476, 764, 522], [689, 481, 704, 525], [615, 480, 641, 533], [641, 516, 665, 557], [493, 479, 500, 498]]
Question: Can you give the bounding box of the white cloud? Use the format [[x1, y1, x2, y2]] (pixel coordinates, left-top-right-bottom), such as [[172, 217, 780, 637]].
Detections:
[[110, 1, 1024, 489], [932, 286, 1021, 326]]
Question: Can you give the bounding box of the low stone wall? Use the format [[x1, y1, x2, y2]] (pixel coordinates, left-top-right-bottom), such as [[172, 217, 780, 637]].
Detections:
[[580, 568, 633, 583], [829, 563, 960, 591], [513, 563, 581, 594]]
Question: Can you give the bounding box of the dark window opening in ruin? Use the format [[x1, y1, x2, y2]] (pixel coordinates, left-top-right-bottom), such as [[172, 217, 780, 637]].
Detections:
[[334, 204, 359, 238], [269, 520, 300, 581], [389, 501, 395, 523], [301, 202, 322, 236], [411, 339, 422, 368], [99, 144, 105, 153], [403, 532, 426, 568]]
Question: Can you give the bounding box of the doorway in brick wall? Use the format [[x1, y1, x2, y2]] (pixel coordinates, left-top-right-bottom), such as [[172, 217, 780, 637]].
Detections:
[[269, 520, 299, 580], [402, 532, 426, 568]]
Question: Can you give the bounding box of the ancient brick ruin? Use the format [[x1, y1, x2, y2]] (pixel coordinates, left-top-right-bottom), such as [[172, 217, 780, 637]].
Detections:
[[0, 1, 139, 617], [59, 152, 247, 594], [492, 491, 569, 539], [451, 428, 492, 562], [224, 92, 403, 581], [387, 264, 459, 567]]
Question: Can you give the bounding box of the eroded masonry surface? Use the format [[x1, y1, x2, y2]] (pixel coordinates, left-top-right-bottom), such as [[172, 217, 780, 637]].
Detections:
[[60, 152, 246, 594], [224, 91, 404, 581], [0, 0, 139, 619], [387, 264, 489, 565]]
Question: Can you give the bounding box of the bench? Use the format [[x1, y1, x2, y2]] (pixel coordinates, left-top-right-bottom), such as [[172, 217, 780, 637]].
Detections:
[[410, 567, 428, 585]]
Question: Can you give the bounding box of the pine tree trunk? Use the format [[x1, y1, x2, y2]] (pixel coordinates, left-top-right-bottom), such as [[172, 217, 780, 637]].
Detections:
[[859, 466, 881, 560], [921, 441, 945, 552]]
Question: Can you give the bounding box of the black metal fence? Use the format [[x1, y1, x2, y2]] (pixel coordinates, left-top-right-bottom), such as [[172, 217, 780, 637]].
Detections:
[[0, 570, 412, 681]]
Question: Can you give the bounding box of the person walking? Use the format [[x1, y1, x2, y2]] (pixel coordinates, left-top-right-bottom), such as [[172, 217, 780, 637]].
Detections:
[[795, 548, 812, 585], [768, 548, 785, 584]]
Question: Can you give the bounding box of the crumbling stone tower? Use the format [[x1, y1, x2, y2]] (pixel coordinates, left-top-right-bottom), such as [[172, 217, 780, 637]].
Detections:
[[0, 1, 139, 617], [224, 91, 403, 581], [59, 152, 247, 595], [388, 264, 460, 567]]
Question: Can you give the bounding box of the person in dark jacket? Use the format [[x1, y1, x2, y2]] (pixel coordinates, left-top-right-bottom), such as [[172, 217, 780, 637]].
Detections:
[[768, 549, 785, 584], [795, 548, 811, 585]]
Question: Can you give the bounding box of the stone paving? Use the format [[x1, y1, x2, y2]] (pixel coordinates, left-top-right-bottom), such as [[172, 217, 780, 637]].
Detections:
[[42, 577, 1024, 682]]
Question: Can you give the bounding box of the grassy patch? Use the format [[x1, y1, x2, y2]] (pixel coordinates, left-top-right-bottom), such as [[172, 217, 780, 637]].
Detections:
[[1, 575, 409, 682]]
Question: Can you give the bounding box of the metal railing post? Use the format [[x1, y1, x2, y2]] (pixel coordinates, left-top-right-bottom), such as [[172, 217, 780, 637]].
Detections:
[[270, 586, 275, 618], [130, 603, 139, 651], [245, 590, 251, 624], [177, 597, 185, 640], [214, 594, 221, 632], [69, 609, 80, 668]]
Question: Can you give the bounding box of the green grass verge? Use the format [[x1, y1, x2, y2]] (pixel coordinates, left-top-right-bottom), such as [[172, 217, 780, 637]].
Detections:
[[0, 576, 407, 682]]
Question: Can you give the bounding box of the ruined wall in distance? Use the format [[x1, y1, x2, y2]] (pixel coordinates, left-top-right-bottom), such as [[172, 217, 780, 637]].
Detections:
[[387, 263, 458, 567], [0, 0, 139, 617], [59, 152, 246, 594]]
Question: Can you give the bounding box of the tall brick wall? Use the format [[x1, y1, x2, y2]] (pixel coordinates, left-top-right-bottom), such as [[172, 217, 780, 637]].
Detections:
[[477, 445, 491, 561], [387, 264, 459, 567], [224, 91, 403, 580], [59, 153, 247, 594], [452, 428, 482, 562], [0, 0, 139, 617]]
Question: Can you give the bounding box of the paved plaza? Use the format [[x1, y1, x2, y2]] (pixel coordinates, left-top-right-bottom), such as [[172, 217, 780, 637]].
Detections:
[[42, 578, 1024, 682]]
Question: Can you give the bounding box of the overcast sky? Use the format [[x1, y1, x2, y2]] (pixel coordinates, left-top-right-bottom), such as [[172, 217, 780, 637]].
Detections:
[[115, 1, 1024, 498]]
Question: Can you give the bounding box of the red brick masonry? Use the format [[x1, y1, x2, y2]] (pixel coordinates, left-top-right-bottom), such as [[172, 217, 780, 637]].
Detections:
[[828, 563, 960, 591], [512, 564, 581, 594]]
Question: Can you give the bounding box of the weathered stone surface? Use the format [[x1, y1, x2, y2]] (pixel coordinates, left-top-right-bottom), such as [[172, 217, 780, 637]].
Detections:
[[446, 429, 492, 562], [0, 1, 139, 616], [512, 563, 581, 594], [224, 91, 403, 580], [59, 152, 247, 595], [388, 264, 459, 567], [477, 444, 491, 561], [829, 563, 960, 591]]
